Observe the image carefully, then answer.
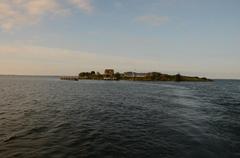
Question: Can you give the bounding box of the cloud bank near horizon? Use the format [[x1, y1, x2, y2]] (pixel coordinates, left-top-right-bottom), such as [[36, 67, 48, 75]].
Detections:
[[0, 44, 238, 79], [0, 44, 165, 75], [0, 0, 93, 31]]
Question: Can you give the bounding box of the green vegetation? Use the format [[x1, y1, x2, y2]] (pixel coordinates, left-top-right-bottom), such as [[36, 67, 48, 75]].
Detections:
[[77, 70, 212, 82], [79, 71, 103, 80], [114, 72, 121, 80]]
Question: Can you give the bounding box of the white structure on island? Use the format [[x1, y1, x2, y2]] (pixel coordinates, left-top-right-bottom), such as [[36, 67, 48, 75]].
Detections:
[[124, 72, 148, 78]]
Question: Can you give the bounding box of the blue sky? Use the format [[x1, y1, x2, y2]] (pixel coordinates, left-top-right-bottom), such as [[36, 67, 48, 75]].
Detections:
[[0, 0, 239, 78]]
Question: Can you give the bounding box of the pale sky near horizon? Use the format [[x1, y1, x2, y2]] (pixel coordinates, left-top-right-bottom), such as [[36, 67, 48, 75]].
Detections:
[[0, 0, 240, 79]]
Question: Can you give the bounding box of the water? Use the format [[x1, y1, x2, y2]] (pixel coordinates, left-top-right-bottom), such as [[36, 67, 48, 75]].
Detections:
[[0, 76, 240, 158]]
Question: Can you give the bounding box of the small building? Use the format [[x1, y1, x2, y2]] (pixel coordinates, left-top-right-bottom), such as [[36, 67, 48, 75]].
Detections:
[[135, 73, 147, 78], [124, 72, 135, 78], [124, 72, 147, 78]]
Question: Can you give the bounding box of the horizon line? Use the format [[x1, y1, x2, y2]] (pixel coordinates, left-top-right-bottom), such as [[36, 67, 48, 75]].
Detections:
[[0, 74, 239, 80]]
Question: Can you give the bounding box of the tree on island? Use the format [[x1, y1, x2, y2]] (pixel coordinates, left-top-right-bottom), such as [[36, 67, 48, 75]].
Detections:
[[91, 71, 95, 75], [175, 73, 181, 82], [114, 72, 121, 80], [79, 72, 91, 79]]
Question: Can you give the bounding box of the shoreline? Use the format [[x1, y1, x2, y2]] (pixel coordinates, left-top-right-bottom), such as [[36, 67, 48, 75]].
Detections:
[[60, 69, 213, 82]]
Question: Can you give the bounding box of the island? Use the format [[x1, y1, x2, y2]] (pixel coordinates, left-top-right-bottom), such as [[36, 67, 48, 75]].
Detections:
[[60, 69, 212, 82]]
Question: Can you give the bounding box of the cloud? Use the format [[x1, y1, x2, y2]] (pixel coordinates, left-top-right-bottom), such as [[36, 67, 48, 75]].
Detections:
[[0, 0, 93, 31], [1, 44, 238, 78], [135, 15, 169, 26], [69, 0, 93, 14], [25, 0, 61, 15], [0, 44, 165, 75]]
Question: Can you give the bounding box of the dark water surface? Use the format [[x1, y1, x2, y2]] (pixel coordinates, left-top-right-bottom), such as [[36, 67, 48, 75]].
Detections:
[[0, 76, 240, 158]]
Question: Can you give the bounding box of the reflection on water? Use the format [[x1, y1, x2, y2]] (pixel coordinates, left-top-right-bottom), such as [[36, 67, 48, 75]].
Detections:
[[0, 76, 240, 158]]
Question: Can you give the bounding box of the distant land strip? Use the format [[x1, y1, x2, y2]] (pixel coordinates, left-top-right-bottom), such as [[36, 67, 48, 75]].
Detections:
[[60, 69, 212, 82]]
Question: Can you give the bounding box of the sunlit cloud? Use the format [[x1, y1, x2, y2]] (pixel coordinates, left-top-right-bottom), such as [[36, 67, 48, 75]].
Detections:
[[135, 15, 169, 26], [0, 0, 93, 31]]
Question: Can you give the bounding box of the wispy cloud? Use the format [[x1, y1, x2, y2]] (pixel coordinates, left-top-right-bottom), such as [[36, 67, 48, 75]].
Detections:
[[0, 44, 166, 75], [0, 44, 238, 78], [0, 0, 94, 31], [135, 15, 169, 26], [69, 0, 94, 14]]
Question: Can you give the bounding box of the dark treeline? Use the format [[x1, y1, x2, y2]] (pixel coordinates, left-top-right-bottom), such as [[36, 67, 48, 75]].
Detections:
[[78, 71, 212, 82]]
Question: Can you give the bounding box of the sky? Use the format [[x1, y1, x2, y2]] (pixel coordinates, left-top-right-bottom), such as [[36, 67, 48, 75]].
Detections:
[[0, 0, 239, 79]]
